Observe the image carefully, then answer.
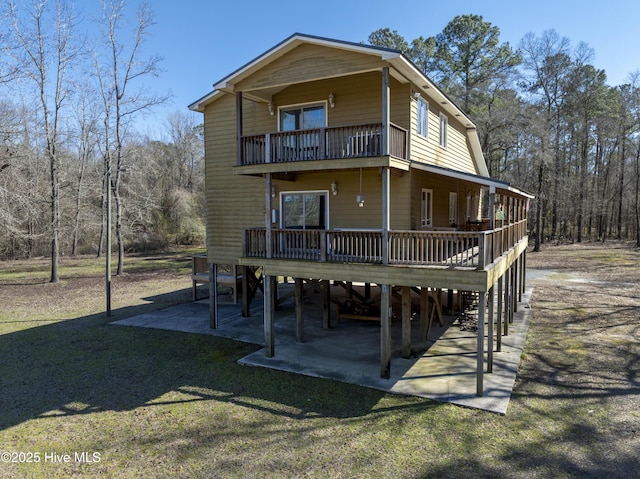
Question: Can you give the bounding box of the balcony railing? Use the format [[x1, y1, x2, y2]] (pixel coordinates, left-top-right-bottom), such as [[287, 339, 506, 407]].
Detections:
[[239, 123, 408, 166], [243, 219, 528, 270]]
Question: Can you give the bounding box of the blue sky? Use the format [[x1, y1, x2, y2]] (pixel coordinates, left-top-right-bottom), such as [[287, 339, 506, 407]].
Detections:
[[125, 0, 640, 136]]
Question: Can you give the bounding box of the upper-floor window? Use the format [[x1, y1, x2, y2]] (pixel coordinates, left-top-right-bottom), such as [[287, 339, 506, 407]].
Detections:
[[280, 104, 326, 131], [439, 113, 448, 148], [417, 98, 428, 138]]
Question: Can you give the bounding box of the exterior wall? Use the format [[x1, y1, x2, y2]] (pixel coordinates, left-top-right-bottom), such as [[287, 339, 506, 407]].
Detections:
[[409, 97, 477, 175], [235, 43, 387, 92], [273, 169, 411, 231], [410, 169, 482, 229], [204, 94, 264, 265]]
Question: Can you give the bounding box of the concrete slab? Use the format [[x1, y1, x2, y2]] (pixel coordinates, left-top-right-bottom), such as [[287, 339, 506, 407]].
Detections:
[[112, 283, 534, 415]]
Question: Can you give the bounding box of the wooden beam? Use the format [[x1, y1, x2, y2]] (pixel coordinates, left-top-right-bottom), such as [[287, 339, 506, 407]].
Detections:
[[487, 285, 494, 373], [503, 269, 510, 336], [476, 291, 486, 397], [323, 279, 331, 329], [497, 275, 503, 352], [380, 284, 391, 378], [264, 274, 274, 357], [236, 92, 243, 165], [295, 278, 304, 342], [208, 262, 218, 329], [401, 286, 411, 358], [381, 166, 390, 265], [242, 266, 250, 317], [419, 287, 430, 340]]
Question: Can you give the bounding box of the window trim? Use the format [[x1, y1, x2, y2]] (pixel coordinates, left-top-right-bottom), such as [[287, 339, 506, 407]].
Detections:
[[449, 192, 458, 226], [279, 190, 330, 230], [421, 188, 433, 227], [416, 97, 428, 138], [439, 112, 448, 149], [278, 101, 328, 132]]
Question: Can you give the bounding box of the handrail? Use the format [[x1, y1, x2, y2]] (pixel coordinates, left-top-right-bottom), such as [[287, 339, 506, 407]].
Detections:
[[239, 123, 408, 165], [244, 220, 528, 269]]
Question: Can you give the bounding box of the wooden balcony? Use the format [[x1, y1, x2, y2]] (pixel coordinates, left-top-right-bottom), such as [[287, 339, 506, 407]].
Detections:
[[239, 123, 408, 166], [243, 219, 528, 270]]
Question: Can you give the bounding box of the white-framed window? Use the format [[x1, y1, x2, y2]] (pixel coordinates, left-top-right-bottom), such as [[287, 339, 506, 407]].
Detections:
[[280, 191, 329, 230], [417, 97, 428, 138], [449, 192, 458, 226], [279, 103, 326, 132], [466, 193, 480, 221], [439, 113, 448, 148], [421, 188, 433, 227]]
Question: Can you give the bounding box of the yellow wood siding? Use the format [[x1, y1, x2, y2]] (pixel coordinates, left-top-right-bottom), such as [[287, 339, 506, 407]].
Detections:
[[273, 169, 410, 231], [409, 98, 478, 175], [204, 94, 264, 265], [236, 44, 385, 93], [268, 72, 410, 131]]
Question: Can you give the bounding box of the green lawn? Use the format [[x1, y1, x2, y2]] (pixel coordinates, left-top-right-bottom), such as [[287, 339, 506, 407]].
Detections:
[[0, 245, 638, 478]]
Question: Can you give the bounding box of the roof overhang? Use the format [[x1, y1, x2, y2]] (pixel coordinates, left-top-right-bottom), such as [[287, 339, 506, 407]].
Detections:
[[411, 162, 534, 199], [188, 32, 475, 128]]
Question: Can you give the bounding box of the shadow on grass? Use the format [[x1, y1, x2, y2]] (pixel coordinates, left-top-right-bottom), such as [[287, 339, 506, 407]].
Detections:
[[0, 289, 435, 433]]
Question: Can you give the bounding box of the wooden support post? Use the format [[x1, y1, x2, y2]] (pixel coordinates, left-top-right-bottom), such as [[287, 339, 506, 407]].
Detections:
[[208, 262, 218, 329], [346, 281, 353, 300], [236, 92, 243, 165], [381, 167, 390, 265], [504, 269, 510, 335], [323, 279, 331, 329], [242, 266, 250, 317], [487, 285, 494, 373], [512, 258, 520, 314], [476, 291, 487, 397], [265, 173, 273, 259], [497, 275, 503, 352], [522, 250, 527, 294], [365, 283, 371, 301], [380, 284, 391, 378], [295, 278, 304, 342], [510, 265, 516, 321], [401, 286, 411, 358], [419, 287, 430, 340], [264, 274, 275, 357]]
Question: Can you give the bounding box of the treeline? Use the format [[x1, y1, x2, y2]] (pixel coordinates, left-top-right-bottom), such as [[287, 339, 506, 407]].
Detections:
[[0, 0, 204, 282], [368, 16, 640, 249]]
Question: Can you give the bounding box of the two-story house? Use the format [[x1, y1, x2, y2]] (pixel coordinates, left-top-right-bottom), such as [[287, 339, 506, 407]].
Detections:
[[189, 33, 532, 396]]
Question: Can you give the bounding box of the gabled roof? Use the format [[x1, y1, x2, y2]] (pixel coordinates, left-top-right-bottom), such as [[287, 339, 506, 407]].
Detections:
[[189, 33, 473, 127], [188, 33, 489, 177]]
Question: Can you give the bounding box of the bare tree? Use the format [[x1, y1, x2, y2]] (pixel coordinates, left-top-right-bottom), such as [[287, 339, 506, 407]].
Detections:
[[8, 0, 83, 282], [94, 0, 168, 275]]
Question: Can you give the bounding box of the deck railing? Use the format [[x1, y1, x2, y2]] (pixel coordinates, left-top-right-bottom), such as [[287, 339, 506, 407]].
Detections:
[[244, 219, 528, 269], [239, 123, 407, 166]]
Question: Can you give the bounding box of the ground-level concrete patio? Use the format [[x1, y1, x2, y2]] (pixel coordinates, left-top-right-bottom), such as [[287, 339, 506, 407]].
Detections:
[[112, 280, 535, 415]]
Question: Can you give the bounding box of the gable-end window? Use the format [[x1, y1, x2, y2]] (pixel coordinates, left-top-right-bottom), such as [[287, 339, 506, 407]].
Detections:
[[449, 192, 458, 226], [439, 113, 448, 148], [417, 98, 428, 138], [421, 188, 433, 227]]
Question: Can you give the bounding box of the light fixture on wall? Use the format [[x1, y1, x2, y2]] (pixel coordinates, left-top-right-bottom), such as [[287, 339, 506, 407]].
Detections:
[[328, 92, 335, 108], [331, 180, 337, 196], [357, 168, 364, 207], [268, 102, 275, 116], [271, 185, 276, 198], [413, 90, 422, 100]]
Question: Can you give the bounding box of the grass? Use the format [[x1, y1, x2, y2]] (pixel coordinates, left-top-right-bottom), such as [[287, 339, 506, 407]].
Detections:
[[1, 244, 639, 478]]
